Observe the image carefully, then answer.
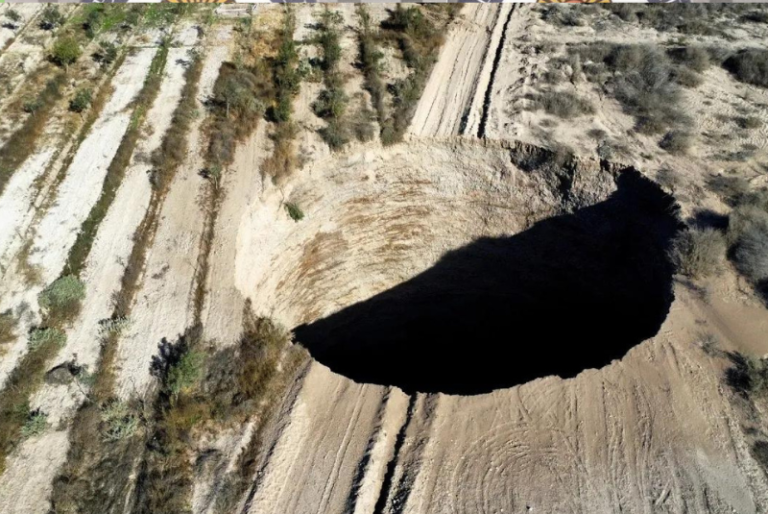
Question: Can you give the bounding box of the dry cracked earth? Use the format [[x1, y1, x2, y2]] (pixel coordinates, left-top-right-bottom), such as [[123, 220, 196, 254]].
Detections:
[[0, 3, 768, 514]]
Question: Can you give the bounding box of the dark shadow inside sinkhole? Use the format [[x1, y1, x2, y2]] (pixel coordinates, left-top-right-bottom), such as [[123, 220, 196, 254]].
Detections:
[[293, 170, 681, 395]]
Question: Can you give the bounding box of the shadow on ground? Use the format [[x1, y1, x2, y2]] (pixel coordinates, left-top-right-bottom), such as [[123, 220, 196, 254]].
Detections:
[[293, 170, 681, 395]]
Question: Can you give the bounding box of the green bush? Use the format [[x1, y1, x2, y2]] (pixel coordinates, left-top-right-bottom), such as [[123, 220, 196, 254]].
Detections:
[[166, 350, 203, 397], [38, 275, 86, 318], [726, 352, 768, 395], [21, 410, 48, 439], [724, 49, 768, 88], [51, 37, 83, 69], [69, 88, 93, 113], [285, 202, 304, 222], [28, 328, 66, 351], [669, 228, 726, 279]]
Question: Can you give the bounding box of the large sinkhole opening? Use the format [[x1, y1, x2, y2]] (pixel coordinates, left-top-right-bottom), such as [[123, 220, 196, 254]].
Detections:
[[240, 141, 680, 395], [291, 173, 678, 396]]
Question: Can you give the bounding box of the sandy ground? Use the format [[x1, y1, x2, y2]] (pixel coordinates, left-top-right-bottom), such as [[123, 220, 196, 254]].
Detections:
[[114, 30, 233, 399], [2, 6, 768, 514]]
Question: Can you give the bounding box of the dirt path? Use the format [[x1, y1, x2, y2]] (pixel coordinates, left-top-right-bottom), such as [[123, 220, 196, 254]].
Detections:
[[114, 30, 232, 399], [408, 4, 511, 138]]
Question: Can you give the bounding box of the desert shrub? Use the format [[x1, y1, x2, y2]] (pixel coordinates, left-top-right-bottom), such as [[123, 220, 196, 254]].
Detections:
[[312, 87, 348, 120], [5, 9, 22, 24], [285, 202, 304, 222], [742, 11, 768, 24], [357, 5, 386, 128], [541, 5, 584, 27], [22, 98, 42, 114], [659, 130, 693, 154], [100, 401, 139, 442], [735, 116, 762, 130], [97, 316, 131, 337], [531, 90, 594, 119], [166, 350, 204, 397], [93, 41, 118, 69], [669, 228, 726, 279], [667, 45, 710, 73], [350, 97, 376, 142], [0, 311, 17, 345], [726, 352, 768, 396], [572, 43, 687, 134], [40, 5, 65, 31], [69, 88, 93, 113], [728, 205, 768, 288], [319, 120, 350, 150], [38, 275, 85, 317], [673, 66, 703, 88], [51, 37, 83, 69], [707, 174, 750, 206], [752, 441, 768, 476], [724, 49, 768, 88], [21, 410, 48, 439], [28, 328, 66, 351]]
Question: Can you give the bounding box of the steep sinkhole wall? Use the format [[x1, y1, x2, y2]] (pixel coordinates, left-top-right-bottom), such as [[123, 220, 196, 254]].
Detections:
[[237, 139, 680, 395]]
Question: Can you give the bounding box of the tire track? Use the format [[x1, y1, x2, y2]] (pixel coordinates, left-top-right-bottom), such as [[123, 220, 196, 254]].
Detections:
[[477, 4, 516, 140]]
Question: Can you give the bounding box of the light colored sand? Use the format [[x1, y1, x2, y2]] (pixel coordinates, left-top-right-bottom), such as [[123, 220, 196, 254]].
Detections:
[[114, 37, 232, 399]]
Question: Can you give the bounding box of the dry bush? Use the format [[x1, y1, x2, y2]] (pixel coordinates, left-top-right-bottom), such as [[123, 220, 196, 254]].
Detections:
[[673, 66, 703, 88], [659, 130, 693, 154], [530, 90, 595, 119], [38, 275, 86, 326], [670, 228, 726, 279], [726, 352, 768, 396], [0, 74, 65, 195], [728, 205, 768, 292], [540, 5, 585, 27], [667, 45, 711, 73], [735, 116, 762, 130], [0, 311, 17, 346], [706, 174, 750, 206], [724, 49, 768, 88]]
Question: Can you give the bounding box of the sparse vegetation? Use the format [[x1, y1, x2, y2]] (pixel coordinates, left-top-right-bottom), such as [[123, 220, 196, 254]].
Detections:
[[100, 401, 139, 442], [528, 90, 595, 119], [5, 9, 22, 24], [726, 352, 768, 396], [0, 74, 65, 196], [28, 327, 66, 351], [67, 44, 171, 278], [69, 88, 93, 113], [357, 5, 386, 136], [728, 204, 768, 298], [21, 410, 48, 439], [735, 116, 762, 130], [724, 49, 768, 88], [40, 5, 65, 31], [571, 43, 690, 134], [670, 228, 726, 279], [659, 130, 693, 155], [285, 201, 304, 221], [0, 311, 17, 346]]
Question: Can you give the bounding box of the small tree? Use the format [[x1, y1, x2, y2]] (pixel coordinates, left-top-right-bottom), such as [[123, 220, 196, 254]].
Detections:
[[69, 88, 93, 113], [51, 37, 83, 70]]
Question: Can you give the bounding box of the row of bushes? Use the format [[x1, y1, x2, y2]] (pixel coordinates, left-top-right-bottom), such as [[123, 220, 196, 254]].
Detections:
[[135, 311, 306, 514], [671, 189, 768, 302], [311, 9, 375, 150], [49, 44, 207, 514]]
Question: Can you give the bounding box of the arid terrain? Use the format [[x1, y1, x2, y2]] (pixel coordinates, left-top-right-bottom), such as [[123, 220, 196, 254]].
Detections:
[[1, 3, 768, 514]]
